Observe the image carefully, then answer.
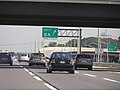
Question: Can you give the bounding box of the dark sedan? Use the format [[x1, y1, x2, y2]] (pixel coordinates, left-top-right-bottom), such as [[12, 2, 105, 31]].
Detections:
[[46, 52, 75, 74], [75, 54, 93, 70], [0, 53, 13, 66]]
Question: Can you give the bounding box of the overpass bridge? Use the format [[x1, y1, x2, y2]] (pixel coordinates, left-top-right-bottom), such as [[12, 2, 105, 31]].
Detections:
[[0, 0, 120, 28]]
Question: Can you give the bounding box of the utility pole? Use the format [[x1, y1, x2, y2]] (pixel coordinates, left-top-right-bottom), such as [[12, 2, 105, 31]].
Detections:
[[38, 33, 40, 53], [100, 30, 111, 62], [35, 41, 36, 53], [78, 28, 82, 54], [30, 42, 32, 53], [107, 43, 109, 62], [98, 28, 100, 62]]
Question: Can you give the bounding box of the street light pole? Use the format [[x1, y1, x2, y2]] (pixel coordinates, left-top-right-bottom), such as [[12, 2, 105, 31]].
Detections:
[[107, 43, 109, 62], [98, 28, 100, 62]]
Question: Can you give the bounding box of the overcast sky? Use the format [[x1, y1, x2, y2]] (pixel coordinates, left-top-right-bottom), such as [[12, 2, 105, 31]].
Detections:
[[0, 25, 120, 52]]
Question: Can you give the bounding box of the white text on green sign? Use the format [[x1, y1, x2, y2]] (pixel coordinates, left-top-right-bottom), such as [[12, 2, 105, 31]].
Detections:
[[108, 44, 117, 51], [42, 27, 58, 38]]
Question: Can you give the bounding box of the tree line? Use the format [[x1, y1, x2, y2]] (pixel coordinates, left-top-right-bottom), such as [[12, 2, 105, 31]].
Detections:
[[45, 36, 120, 50]]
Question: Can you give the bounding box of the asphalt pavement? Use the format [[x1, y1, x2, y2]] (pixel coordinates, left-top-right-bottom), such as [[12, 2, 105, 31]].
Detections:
[[0, 61, 120, 90]]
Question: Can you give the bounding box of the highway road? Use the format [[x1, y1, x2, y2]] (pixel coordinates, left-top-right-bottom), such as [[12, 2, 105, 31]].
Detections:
[[0, 61, 120, 90]]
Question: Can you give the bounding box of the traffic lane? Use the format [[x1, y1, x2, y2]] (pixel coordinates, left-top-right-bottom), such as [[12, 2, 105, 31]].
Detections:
[[29, 68, 120, 90], [76, 69, 120, 81], [0, 68, 48, 90]]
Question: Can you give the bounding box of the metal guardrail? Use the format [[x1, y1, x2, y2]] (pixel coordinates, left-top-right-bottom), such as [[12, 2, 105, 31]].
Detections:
[[93, 62, 120, 71]]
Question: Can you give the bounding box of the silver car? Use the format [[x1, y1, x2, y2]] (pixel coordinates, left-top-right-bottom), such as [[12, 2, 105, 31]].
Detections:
[[29, 53, 46, 67]]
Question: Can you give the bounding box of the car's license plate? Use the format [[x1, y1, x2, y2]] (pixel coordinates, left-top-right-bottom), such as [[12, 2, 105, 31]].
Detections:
[[82, 60, 86, 62], [0, 58, 8, 60], [60, 61, 65, 64], [37, 58, 40, 60]]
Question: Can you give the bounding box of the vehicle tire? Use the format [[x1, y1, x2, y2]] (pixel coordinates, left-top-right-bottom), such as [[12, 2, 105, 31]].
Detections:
[[68, 71, 71, 74], [68, 70, 74, 74], [18, 60, 21, 62], [71, 70, 75, 74], [88, 65, 93, 70], [47, 68, 52, 73], [29, 64, 32, 66], [43, 64, 46, 67], [10, 62, 13, 66], [75, 66, 77, 70]]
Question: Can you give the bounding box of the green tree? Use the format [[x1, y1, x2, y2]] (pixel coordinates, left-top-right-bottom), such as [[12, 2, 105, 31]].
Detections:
[[48, 42, 57, 47], [118, 36, 120, 42]]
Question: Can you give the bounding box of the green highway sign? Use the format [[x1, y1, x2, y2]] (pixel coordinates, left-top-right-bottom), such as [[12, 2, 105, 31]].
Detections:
[[42, 27, 58, 38], [108, 44, 117, 51]]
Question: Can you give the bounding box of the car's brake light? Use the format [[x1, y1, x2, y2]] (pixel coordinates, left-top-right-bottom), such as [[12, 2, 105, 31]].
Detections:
[[43, 58, 46, 60], [67, 60, 74, 64], [51, 59, 55, 63], [30, 58, 34, 60], [76, 59, 81, 62], [87, 60, 93, 63], [55, 60, 59, 63]]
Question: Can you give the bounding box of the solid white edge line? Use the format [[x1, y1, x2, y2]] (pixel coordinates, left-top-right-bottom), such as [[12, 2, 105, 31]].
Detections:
[[103, 78, 120, 84], [84, 73, 97, 77], [44, 83, 57, 90], [34, 76, 42, 81]]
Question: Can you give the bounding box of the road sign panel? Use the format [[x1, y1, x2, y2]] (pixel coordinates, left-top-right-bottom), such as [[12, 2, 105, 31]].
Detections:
[[42, 27, 58, 38], [108, 44, 117, 51]]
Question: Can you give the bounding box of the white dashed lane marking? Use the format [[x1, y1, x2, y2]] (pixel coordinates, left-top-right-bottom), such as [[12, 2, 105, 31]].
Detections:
[[103, 78, 120, 84], [34, 76, 43, 81], [29, 72, 35, 76], [44, 83, 58, 90], [23, 68, 58, 89], [75, 71, 79, 74], [84, 73, 97, 77]]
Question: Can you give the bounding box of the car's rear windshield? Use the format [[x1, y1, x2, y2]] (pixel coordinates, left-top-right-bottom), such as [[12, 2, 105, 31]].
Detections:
[[0, 53, 10, 56], [21, 54, 28, 56], [52, 53, 73, 60], [77, 54, 91, 58], [31, 53, 45, 58]]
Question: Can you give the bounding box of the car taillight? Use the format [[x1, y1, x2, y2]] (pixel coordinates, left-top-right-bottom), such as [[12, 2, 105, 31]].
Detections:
[[55, 60, 59, 63], [30, 58, 34, 60], [67, 60, 74, 64], [43, 58, 46, 60], [51, 59, 55, 63], [76, 59, 81, 63], [87, 60, 93, 63]]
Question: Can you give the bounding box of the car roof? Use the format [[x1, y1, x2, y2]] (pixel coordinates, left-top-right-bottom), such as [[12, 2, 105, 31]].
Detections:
[[31, 53, 44, 54], [77, 53, 90, 55], [52, 52, 68, 54], [0, 53, 10, 56]]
